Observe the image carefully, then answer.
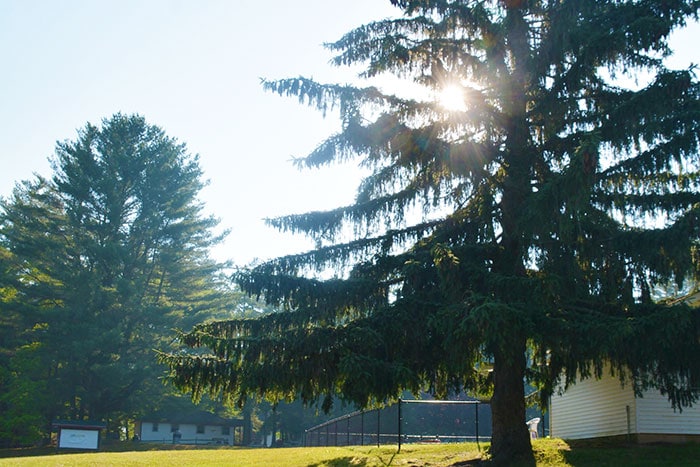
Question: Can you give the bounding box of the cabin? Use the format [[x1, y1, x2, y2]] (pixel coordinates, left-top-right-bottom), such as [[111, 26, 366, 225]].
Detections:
[[136, 410, 245, 445], [550, 368, 700, 442]]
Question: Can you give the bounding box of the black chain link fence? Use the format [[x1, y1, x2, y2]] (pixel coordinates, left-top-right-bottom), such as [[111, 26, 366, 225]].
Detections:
[[304, 399, 492, 451]]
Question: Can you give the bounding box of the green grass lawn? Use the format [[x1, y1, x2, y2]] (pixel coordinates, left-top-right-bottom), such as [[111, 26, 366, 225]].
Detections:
[[1, 439, 699, 466]]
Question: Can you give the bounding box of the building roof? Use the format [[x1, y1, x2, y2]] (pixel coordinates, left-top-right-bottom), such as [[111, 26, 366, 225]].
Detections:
[[665, 289, 700, 307], [52, 420, 107, 430], [139, 409, 242, 426]]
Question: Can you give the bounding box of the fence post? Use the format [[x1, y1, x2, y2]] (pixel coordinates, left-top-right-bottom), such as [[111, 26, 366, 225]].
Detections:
[[361, 411, 365, 446], [377, 408, 381, 447], [397, 398, 402, 453], [475, 401, 480, 451]]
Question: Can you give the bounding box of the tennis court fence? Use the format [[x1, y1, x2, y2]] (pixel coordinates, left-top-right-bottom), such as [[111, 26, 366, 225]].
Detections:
[[303, 399, 491, 451]]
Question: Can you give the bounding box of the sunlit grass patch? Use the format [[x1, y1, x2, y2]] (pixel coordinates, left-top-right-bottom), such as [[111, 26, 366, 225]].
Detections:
[[1, 439, 699, 466]]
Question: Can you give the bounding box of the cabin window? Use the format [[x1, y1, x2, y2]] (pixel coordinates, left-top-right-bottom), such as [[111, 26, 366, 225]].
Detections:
[[221, 426, 230, 435], [196, 425, 205, 434], [152, 423, 159, 432], [171, 424, 179, 433]]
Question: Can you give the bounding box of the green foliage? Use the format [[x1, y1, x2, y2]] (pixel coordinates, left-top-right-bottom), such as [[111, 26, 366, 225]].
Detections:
[[0, 114, 234, 446], [0, 343, 50, 448], [164, 1, 700, 464]]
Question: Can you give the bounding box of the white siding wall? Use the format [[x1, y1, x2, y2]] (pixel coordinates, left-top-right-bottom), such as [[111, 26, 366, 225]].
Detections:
[[635, 390, 700, 435], [140, 421, 175, 442], [550, 372, 637, 439], [139, 422, 233, 444]]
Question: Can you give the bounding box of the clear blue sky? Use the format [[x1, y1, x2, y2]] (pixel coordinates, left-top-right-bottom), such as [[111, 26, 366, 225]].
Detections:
[[1, 1, 697, 265]]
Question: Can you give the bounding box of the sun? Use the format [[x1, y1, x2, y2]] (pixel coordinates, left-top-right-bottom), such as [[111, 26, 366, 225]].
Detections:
[[438, 84, 467, 112]]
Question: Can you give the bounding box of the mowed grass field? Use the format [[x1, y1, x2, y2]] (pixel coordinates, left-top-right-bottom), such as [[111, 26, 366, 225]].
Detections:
[[1, 438, 699, 466]]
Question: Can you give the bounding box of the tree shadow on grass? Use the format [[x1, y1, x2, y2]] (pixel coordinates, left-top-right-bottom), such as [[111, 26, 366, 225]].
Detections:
[[307, 450, 398, 467], [449, 456, 535, 467], [559, 439, 700, 466], [307, 456, 370, 467], [449, 459, 487, 466]]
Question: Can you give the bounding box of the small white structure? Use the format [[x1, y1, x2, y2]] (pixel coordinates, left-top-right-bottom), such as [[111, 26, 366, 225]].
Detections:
[[136, 410, 243, 445], [526, 417, 541, 439], [53, 421, 106, 450], [550, 369, 700, 443]]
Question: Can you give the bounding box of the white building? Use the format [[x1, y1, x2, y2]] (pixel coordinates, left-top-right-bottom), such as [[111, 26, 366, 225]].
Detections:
[[136, 410, 244, 445], [550, 369, 700, 442], [550, 291, 700, 442]]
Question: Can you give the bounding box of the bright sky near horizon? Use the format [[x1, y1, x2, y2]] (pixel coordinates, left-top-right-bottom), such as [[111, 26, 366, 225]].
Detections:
[[1, 1, 698, 266]]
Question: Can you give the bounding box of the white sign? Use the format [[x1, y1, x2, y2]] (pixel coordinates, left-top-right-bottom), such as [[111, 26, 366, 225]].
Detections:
[[58, 428, 100, 450]]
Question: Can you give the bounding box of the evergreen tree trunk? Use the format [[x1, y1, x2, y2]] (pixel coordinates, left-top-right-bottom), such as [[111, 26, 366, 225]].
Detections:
[[243, 407, 252, 446], [488, 7, 535, 464], [490, 339, 533, 466]]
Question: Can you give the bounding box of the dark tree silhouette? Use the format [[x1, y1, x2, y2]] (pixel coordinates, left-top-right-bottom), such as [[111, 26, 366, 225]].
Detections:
[[164, 2, 700, 464]]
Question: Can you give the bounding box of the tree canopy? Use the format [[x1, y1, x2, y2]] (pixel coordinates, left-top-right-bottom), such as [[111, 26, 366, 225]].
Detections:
[[163, 1, 700, 464], [0, 114, 235, 445]]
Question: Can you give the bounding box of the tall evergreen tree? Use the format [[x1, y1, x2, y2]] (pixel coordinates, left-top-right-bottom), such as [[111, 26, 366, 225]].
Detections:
[[0, 114, 233, 442], [164, 2, 700, 463]]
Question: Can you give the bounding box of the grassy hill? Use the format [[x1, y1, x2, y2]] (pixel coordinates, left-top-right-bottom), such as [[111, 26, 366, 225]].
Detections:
[[1, 438, 699, 466]]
